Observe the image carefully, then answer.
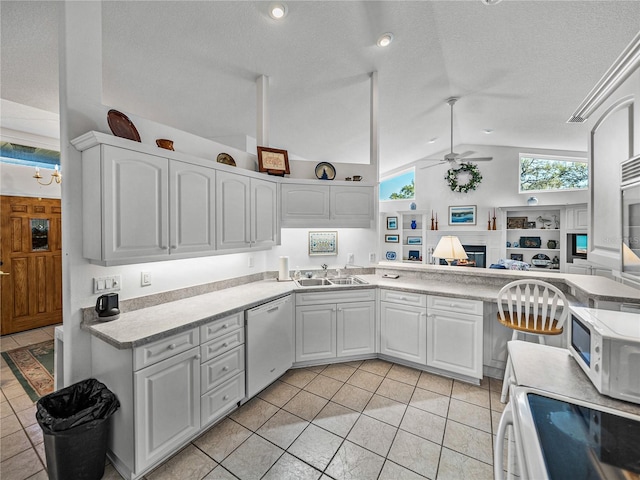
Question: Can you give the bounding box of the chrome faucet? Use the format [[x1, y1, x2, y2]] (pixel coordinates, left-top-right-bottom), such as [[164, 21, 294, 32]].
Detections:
[[321, 264, 328, 277]]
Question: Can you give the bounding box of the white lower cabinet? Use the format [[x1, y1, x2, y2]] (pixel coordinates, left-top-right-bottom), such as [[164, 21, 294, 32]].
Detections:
[[91, 313, 245, 480], [426, 295, 483, 380], [295, 289, 376, 363], [134, 347, 201, 472], [379, 290, 427, 364]]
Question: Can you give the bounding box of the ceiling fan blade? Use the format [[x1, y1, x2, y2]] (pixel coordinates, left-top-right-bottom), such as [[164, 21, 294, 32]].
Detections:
[[464, 157, 493, 162], [457, 151, 475, 159]]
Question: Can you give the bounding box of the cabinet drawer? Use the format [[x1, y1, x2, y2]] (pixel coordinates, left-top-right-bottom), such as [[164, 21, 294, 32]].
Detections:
[[200, 328, 244, 363], [200, 312, 243, 343], [427, 295, 483, 315], [201, 372, 245, 428], [201, 345, 245, 392], [380, 289, 426, 307], [134, 328, 200, 370], [296, 288, 376, 306]]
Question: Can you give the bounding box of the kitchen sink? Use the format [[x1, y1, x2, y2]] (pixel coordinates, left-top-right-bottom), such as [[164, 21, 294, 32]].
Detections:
[[296, 278, 333, 286], [295, 276, 368, 287], [328, 276, 367, 285]]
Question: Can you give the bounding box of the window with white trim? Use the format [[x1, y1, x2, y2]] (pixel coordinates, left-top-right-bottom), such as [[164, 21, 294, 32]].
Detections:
[[519, 153, 588, 193]]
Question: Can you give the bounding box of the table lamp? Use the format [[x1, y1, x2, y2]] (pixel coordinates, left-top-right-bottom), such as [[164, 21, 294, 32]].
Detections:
[[433, 236, 468, 266]]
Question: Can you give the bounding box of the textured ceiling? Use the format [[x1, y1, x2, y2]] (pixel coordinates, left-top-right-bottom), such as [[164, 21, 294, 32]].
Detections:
[[1, 1, 639, 174]]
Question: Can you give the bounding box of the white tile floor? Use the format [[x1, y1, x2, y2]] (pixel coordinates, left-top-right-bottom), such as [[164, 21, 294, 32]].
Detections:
[[1, 329, 511, 480]]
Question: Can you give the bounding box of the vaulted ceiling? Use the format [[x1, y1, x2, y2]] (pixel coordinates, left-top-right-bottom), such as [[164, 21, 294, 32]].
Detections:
[[1, 1, 639, 174]]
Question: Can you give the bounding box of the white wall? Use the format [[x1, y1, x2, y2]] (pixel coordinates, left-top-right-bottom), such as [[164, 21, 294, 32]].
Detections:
[[272, 228, 379, 274], [0, 163, 61, 199], [381, 144, 589, 222]]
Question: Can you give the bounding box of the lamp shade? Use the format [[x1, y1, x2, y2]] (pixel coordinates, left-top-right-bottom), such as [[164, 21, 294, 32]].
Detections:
[[433, 236, 468, 264], [623, 242, 640, 266]]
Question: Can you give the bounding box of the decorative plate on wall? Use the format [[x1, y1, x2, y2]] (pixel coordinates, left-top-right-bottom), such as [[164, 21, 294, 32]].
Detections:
[[107, 109, 141, 142], [315, 162, 336, 180], [386, 251, 397, 260]]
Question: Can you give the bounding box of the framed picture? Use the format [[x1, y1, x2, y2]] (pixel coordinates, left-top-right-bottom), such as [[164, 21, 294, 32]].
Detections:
[[408, 250, 421, 261], [386, 216, 398, 230], [448, 205, 476, 225], [309, 231, 338, 256], [519, 236, 542, 248], [407, 236, 422, 245], [510, 253, 524, 261], [385, 235, 399, 243], [507, 217, 527, 229], [257, 146, 290, 176], [526, 221, 537, 229]]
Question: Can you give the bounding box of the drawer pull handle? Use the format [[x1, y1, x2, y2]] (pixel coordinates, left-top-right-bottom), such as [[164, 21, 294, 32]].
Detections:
[[223, 395, 229, 401], [195, 353, 201, 360], [222, 342, 229, 348], [222, 324, 229, 329], [168, 343, 177, 350], [222, 366, 229, 371]]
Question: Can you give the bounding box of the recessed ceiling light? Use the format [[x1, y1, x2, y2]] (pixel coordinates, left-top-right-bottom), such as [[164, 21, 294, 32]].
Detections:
[[481, 0, 503, 5], [377, 33, 394, 47], [269, 3, 287, 19], [428, 137, 438, 144], [484, 129, 494, 134]]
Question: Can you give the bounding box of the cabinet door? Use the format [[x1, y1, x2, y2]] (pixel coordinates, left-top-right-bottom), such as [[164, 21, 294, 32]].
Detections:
[[331, 186, 373, 223], [169, 161, 216, 255], [102, 146, 169, 260], [379, 301, 426, 364], [216, 171, 250, 249], [336, 301, 375, 357], [295, 304, 336, 362], [566, 205, 588, 231], [252, 178, 278, 247], [134, 347, 200, 472], [281, 184, 330, 226], [427, 309, 483, 379]]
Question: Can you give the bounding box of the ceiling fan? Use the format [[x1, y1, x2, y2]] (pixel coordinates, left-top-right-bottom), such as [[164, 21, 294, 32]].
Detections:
[[421, 97, 493, 169]]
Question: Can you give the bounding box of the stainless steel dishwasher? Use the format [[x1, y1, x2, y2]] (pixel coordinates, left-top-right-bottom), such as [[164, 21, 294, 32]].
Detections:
[[245, 295, 294, 398]]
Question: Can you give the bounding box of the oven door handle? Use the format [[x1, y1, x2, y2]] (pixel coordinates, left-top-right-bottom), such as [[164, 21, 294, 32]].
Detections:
[[494, 402, 514, 480]]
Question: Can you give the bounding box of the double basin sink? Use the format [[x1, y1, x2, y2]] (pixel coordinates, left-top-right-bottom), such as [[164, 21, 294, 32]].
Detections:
[[295, 276, 368, 288]]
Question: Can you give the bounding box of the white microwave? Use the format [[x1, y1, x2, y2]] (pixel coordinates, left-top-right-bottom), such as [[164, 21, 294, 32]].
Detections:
[[569, 306, 640, 405]]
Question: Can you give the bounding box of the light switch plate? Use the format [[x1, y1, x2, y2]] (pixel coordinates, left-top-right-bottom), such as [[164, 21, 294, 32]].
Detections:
[[93, 275, 121, 294], [141, 271, 152, 286]]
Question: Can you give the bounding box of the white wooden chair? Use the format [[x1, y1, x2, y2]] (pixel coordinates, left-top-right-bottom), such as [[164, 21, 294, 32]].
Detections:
[[498, 279, 568, 402]]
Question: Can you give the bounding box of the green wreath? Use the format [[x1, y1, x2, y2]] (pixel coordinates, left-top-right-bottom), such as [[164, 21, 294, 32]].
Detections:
[[445, 163, 482, 193]]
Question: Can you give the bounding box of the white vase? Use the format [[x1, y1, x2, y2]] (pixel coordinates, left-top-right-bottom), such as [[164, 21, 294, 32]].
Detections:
[[527, 196, 538, 206]]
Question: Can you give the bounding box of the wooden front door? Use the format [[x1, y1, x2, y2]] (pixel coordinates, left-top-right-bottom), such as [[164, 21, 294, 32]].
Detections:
[[1, 196, 62, 334]]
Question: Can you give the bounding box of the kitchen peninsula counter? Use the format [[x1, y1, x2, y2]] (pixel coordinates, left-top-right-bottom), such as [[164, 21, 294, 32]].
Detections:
[[82, 264, 640, 350]]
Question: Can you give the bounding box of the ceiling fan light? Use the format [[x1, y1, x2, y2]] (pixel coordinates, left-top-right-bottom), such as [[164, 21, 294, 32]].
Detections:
[[481, 0, 503, 5], [269, 3, 287, 19], [484, 129, 494, 134], [377, 33, 394, 47]]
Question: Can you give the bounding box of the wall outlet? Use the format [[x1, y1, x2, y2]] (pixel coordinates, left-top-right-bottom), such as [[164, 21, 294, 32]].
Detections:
[[141, 271, 152, 286], [93, 275, 121, 294], [369, 252, 376, 263], [347, 253, 355, 265]]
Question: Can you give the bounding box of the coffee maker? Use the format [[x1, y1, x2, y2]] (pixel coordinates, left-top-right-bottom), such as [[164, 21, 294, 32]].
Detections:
[[95, 293, 120, 320]]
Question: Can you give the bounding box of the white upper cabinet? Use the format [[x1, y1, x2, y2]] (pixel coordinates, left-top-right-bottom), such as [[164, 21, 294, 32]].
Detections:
[[74, 133, 280, 264], [84, 145, 170, 264], [170, 162, 216, 255], [565, 204, 588, 232], [216, 171, 278, 250], [281, 183, 374, 228]]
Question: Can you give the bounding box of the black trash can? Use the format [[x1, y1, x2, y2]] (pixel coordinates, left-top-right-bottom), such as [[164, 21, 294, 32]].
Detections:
[[36, 378, 120, 480]]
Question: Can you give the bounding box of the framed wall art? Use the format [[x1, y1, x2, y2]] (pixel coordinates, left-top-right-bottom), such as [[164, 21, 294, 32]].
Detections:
[[385, 235, 399, 243], [507, 216, 527, 229], [407, 236, 422, 245], [309, 231, 338, 256], [449, 205, 476, 225], [257, 146, 290, 176], [386, 216, 398, 230]]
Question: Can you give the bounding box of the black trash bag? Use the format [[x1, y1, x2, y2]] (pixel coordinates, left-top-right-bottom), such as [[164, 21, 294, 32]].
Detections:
[[36, 378, 120, 433]]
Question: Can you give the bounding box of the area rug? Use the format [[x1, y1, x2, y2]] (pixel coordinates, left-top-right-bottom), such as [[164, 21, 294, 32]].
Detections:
[[2, 340, 55, 402]]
